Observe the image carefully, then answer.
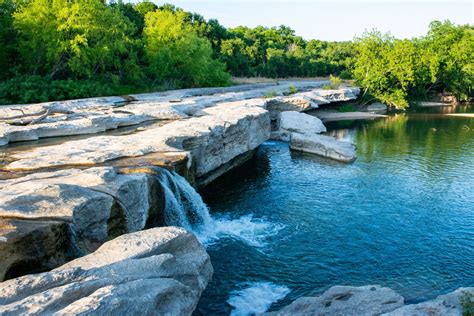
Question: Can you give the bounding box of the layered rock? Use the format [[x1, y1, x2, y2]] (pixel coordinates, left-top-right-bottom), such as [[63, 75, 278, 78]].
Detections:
[[290, 132, 356, 162], [309, 109, 387, 122], [0, 81, 330, 147], [0, 227, 213, 316], [267, 286, 474, 316], [3, 100, 270, 181], [276, 111, 327, 141], [0, 167, 168, 280]]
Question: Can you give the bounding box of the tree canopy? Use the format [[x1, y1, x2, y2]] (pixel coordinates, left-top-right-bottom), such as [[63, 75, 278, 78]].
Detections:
[[0, 0, 472, 107]]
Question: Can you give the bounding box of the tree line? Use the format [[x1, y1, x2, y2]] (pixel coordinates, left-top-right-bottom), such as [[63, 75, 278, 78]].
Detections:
[[0, 0, 472, 108]]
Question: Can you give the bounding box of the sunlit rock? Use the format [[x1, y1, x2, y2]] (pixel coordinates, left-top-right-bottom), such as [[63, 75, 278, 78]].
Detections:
[[290, 132, 356, 162], [277, 111, 326, 141], [0, 227, 212, 316], [264, 285, 404, 315]]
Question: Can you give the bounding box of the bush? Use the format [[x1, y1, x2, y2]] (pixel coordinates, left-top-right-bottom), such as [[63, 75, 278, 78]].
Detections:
[[329, 74, 342, 89], [264, 90, 277, 98], [460, 291, 474, 316], [0, 76, 115, 104], [339, 70, 352, 80]]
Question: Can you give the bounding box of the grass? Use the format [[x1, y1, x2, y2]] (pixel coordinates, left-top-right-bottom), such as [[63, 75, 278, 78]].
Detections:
[[264, 90, 277, 98]]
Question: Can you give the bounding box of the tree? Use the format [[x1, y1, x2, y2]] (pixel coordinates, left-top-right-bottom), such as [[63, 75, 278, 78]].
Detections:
[[13, 0, 141, 81], [0, 0, 17, 79], [144, 10, 230, 87]]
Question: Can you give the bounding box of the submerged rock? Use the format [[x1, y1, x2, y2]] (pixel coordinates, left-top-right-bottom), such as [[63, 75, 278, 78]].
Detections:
[[0, 227, 213, 316], [290, 132, 356, 163], [265, 285, 404, 316]]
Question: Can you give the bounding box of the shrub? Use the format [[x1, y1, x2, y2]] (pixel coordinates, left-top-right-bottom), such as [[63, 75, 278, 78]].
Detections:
[[329, 74, 343, 89], [339, 70, 352, 80], [264, 90, 277, 98], [460, 291, 474, 316], [0, 76, 114, 104]]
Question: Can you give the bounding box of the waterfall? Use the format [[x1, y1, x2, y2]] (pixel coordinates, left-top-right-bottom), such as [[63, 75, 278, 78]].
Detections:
[[158, 169, 213, 231], [157, 169, 284, 247]]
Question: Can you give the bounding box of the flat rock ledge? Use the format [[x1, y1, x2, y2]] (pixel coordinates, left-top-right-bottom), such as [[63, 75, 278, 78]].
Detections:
[[0, 227, 212, 316], [266, 285, 474, 316]]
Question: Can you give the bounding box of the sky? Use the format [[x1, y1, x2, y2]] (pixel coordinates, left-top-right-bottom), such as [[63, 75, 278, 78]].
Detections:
[[137, 0, 473, 41]]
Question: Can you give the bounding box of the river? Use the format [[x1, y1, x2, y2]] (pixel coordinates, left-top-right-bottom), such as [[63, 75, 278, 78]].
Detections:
[[196, 106, 474, 315]]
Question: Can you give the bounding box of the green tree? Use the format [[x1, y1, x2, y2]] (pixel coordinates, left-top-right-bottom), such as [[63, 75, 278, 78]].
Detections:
[[144, 10, 230, 87], [13, 0, 141, 81]]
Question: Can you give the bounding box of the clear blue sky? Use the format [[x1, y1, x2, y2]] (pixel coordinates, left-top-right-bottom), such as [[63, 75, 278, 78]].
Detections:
[[135, 0, 473, 41]]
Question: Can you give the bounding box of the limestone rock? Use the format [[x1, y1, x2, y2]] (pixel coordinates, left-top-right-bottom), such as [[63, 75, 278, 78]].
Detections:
[[386, 287, 474, 316], [265, 285, 404, 316], [0, 219, 71, 281], [278, 111, 326, 141], [0, 167, 166, 280], [0, 227, 213, 316], [3, 100, 271, 183], [290, 132, 356, 162], [310, 110, 387, 122]]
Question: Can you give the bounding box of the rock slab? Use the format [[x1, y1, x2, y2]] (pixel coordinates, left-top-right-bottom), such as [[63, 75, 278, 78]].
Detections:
[[290, 132, 356, 162], [267, 285, 474, 316], [277, 111, 327, 141], [0, 227, 212, 316], [265, 285, 404, 316]]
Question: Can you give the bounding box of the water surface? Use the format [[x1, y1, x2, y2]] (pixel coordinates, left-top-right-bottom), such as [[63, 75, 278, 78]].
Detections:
[[197, 109, 474, 315]]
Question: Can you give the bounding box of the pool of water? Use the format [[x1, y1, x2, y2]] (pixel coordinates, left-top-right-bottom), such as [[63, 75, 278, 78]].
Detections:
[[196, 109, 474, 315]]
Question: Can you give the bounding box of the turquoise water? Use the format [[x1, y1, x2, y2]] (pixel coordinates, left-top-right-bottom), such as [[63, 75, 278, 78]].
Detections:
[[196, 109, 474, 315]]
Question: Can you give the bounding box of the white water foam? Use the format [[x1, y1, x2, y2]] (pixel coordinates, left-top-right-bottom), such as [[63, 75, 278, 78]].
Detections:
[[159, 170, 284, 248], [227, 282, 291, 316], [195, 214, 284, 248]]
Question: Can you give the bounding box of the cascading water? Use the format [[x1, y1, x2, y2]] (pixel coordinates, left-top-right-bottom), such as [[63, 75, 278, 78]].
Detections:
[[157, 169, 284, 247]]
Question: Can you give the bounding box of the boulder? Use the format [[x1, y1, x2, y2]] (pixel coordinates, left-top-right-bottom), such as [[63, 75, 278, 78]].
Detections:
[[265, 285, 404, 316], [0, 227, 213, 316], [0, 219, 72, 281], [386, 287, 474, 316], [277, 111, 326, 141], [0, 167, 166, 280], [290, 132, 356, 162]]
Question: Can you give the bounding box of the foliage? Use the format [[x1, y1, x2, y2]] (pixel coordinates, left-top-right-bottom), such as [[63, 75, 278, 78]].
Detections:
[[0, 1, 470, 107], [352, 22, 473, 109], [0, 75, 114, 104], [264, 91, 277, 98], [143, 10, 230, 87], [329, 74, 342, 89], [289, 85, 297, 94], [460, 291, 474, 316]]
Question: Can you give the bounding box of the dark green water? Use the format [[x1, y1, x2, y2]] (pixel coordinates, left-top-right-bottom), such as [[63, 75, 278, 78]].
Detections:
[[197, 108, 474, 315]]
